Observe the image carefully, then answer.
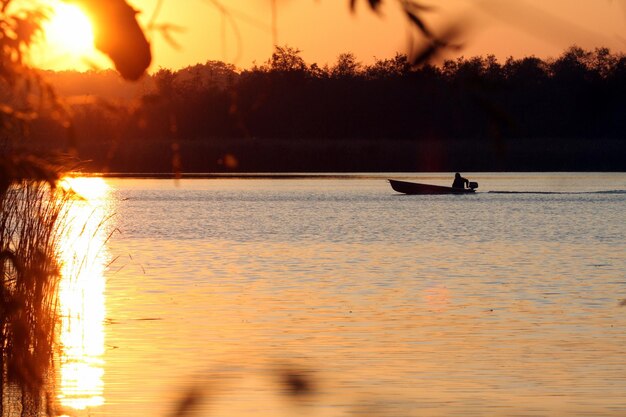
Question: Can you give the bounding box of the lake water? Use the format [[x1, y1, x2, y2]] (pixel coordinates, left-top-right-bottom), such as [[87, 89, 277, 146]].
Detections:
[[57, 173, 626, 417]]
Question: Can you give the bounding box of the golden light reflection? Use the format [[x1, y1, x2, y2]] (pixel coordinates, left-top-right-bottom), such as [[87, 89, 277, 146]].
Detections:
[[57, 177, 110, 410], [423, 285, 451, 311], [60, 177, 109, 201]]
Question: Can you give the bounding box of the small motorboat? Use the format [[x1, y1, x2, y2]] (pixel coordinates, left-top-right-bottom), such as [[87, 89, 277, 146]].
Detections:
[[389, 179, 478, 195]]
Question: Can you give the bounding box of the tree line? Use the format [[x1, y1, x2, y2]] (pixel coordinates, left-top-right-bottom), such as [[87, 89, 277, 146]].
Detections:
[[33, 46, 626, 172]]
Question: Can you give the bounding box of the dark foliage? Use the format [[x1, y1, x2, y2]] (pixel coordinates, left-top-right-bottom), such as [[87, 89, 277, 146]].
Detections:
[[36, 46, 626, 173]]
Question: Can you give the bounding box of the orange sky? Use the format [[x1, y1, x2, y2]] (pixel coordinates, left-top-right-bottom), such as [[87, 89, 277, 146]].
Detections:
[[35, 0, 626, 72]]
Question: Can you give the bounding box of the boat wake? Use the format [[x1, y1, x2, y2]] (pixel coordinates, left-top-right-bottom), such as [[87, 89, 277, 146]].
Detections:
[[488, 190, 626, 195]]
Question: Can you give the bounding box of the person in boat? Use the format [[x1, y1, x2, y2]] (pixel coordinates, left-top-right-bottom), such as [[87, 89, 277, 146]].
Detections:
[[452, 172, 469, 189]]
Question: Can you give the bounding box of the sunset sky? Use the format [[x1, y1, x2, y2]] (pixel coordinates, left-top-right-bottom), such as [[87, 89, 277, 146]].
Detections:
[[34, 0, 626, 72]]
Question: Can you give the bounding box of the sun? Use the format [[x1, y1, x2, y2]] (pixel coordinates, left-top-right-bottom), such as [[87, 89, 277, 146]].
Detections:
[[35, 1, 110, 71], [43, 2, 95, 57]]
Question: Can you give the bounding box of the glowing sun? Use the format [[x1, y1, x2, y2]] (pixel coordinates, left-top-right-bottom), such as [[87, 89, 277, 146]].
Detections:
[[43, 3, 95, 56]]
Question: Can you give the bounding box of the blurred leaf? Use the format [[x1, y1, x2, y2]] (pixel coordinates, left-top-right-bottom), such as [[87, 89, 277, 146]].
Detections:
[[349, 0, 383, 12], [279, 369, 315, 397], [405, 1, 436, 13], [405, 9, 432, 37], [410, 23, 464, 66], [169, 387, 203, 417], [151, 23, 186, 50], [72, 0, 152, 80], [368, 0, 382, 10]]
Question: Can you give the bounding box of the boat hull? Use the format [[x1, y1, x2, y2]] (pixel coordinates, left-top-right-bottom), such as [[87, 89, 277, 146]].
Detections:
[[389, 179, 475, 195]]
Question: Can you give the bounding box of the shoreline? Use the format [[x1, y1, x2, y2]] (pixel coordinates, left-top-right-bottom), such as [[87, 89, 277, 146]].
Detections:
[[71, 137, 626, 174], [68, 171, 626, 179]]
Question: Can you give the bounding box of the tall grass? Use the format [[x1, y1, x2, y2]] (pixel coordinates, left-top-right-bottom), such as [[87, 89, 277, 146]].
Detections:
[[0, 181, 73, 417]]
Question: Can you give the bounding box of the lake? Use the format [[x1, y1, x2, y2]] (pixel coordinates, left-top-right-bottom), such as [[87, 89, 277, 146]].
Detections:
[[57, 173, 626, 417]]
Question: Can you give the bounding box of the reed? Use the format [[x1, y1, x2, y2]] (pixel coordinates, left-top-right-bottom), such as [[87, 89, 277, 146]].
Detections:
[[0, 181, 73, 417]]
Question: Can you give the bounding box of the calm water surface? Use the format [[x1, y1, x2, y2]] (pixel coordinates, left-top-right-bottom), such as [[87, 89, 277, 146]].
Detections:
[[59, 173, 626, 417]]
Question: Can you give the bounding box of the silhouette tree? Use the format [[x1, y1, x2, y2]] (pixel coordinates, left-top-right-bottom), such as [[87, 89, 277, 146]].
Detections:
[[365, 54, 411, 79], [35, 44, 625, 173], [331, 53, 363, 78], [268, 45, 307, 73]]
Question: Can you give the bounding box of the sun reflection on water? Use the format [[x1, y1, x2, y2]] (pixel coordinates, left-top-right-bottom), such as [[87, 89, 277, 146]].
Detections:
[[57, 177, 111, 410]]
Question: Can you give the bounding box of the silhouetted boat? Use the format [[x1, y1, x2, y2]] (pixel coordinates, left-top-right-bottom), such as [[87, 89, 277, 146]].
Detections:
[[389, 179, 477, 195]]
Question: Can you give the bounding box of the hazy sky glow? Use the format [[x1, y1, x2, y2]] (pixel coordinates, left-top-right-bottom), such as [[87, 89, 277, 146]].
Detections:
[[33, 0, 626, 72]]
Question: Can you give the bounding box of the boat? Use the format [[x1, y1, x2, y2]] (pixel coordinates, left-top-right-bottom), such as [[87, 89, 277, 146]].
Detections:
[[388, 179, 477, 195]]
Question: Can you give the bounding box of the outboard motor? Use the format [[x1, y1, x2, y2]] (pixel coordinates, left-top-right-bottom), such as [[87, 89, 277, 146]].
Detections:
[[469, 181, 479, 190]]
